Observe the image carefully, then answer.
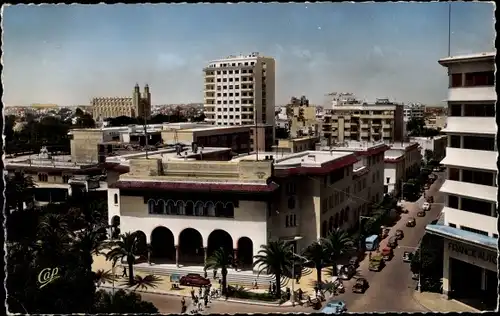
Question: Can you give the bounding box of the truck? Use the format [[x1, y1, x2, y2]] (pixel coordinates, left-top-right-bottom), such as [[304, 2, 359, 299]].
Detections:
[[368, 254, 385, 272]]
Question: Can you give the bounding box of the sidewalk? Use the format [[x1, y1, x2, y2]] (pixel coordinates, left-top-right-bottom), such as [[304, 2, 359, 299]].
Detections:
[[413, 292, 480, 313]]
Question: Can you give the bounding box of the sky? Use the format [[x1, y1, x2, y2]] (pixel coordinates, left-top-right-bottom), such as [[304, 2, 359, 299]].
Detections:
[[2, 2, 495, 107]]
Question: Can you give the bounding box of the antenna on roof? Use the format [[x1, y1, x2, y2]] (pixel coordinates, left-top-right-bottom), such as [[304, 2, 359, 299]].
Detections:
[[447, 3, 452, 57]]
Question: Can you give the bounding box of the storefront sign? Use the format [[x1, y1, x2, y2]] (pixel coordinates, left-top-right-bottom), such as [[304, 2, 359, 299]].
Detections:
[[448, 241, 497, 265]]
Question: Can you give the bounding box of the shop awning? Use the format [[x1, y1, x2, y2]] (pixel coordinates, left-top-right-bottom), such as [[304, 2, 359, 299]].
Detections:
[[425, 224, 497, 251]]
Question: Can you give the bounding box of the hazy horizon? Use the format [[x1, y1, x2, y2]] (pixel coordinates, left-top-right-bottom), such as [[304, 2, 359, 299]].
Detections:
[[2, 3, 495, 107]]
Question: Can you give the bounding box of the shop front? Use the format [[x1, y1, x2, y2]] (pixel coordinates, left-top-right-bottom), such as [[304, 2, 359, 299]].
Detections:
[[443, 239, 497, 310]]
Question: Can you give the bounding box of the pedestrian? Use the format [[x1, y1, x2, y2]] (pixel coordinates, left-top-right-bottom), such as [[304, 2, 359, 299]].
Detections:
[[204, 296, 208, 307], [298, 288, 303, 301], [121, 266, 127, 277], [198, 287, 202, 297], [197, 301, 202, 311], [204, 269, 208, 279], [190, 289, 195, 300], [181, 297, 186, 307], [272, 282, 277, 294], [213, 269, 217, 280], [369, 251, 372, 260], [268, 282, 272, 294]]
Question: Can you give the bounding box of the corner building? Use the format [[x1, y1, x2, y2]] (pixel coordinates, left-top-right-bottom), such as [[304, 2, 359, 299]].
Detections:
[[425, 52, 497, 310], [107, 144, 388, 272]]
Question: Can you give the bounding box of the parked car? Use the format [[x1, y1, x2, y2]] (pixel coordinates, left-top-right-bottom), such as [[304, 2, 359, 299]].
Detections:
[[321, 300, 347, 314], [352, 278, 369, 294], [422, 202, 431, 211], [406, 217, 416, 227], [402, 251, 413, 263], [179, 273, 211, 287], [417, 211, 426, 217], [387, 236, 398, 249], [395, 229, 404, 240], [426, 196, 434, 203], [381, 247, 394, 261], [338, 264, 356, 280], [433, 167, 440, 172], [424, 183, 431, 190]]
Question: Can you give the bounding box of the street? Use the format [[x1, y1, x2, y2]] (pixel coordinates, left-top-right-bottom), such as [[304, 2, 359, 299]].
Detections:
[[330, 172, 445, 312], [136, 292, 311, 314], [138, 173, 446, 314]]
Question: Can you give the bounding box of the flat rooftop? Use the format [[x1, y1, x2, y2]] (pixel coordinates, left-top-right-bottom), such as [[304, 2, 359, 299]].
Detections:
[[106, 146, 231, 165], [5, 154, 95, 168], [233, 150, 354, 168], [438, 52, 495, 65], [317, 140, 387, 152]]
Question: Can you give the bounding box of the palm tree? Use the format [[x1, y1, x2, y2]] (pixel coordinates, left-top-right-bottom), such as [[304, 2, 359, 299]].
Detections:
[[105, 232, 142, 285], [93, 269, 118, 287], [6, 172, 36, 214], [123, 274, 163, 292], [74, 223, 108, 271], [323, 229, 354, 277], [253, 240, 293, 299], [302, 241, 328, 287], [204, 247, 233, 296]]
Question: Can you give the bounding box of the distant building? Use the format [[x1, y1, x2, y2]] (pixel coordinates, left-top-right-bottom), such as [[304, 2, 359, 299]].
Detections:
[[410, 135, 447, 162], [91, 84, 151, 120], [285, 96, 319, 138], [321, 95, 404, 146], [202, 52, 276, 129], [403, 103, 425, 121]]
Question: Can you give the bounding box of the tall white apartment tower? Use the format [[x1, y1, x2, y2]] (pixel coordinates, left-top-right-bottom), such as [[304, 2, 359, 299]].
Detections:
[[426, 52, 497, 309], [202, 53, 276, 127]]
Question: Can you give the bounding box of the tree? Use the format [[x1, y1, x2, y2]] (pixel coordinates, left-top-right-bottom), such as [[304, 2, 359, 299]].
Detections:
[[93, 269, 118, 287], [424, 149, 434, 164], [253, 240, 293, 299], [275, 127, 289, 139], [6, 171, 36, 215], [406, 118, 425, 136], [105, 232, 142, 285], [302, 241, 328, 286], [204, 247, 233, 296], [323, 229, 354, 277], [125, 274, 163, 292], [92, 289, 159, 313]]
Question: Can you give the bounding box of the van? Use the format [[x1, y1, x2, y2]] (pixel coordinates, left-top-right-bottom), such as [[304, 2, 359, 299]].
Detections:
[[365, 234, 380, 251]]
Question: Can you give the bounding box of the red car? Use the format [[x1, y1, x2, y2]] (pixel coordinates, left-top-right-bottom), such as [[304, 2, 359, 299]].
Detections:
[[179, 273, 211, 287]]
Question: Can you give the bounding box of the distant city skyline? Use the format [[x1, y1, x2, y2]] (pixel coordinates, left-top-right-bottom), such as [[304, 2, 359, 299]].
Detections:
[[3, 2, 495, 106]]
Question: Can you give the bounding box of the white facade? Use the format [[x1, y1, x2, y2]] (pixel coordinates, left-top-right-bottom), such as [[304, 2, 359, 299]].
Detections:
[[435, 52, 498, 302], [410, 135, 448, 162], [203, 53, 276, 128], [403, 103, 425, 121], [108, 188, 268, 265]]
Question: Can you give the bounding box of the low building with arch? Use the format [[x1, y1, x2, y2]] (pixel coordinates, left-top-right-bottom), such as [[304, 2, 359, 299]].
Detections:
[[108, 143, 388, 271]]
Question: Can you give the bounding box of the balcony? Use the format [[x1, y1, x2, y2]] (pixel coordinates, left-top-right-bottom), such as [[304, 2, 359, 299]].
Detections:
[[443, 117, 495, 135], [382, 132, 392, 138], [361, 132, 369, 137], [447, 86, 496, 102], [360, 124, 369, 128], [382, 124, 392, 129]]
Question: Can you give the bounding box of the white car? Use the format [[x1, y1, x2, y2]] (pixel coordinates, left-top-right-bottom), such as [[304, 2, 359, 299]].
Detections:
[[422, 202, 431, 211]]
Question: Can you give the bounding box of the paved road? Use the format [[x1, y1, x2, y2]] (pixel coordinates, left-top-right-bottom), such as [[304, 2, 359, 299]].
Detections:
[[139, 173, 446, 314], [330, 172, 446, 312], [137, 292, 312, 314]]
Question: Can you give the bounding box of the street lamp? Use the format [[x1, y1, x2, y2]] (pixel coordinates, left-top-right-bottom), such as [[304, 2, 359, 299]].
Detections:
[[289, 236, 303, 307], [398, 245, 422, 292]]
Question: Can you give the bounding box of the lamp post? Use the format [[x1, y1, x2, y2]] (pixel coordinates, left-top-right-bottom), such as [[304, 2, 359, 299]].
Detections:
[[398, 245, 422, 292], [289, 236, 304, 307]]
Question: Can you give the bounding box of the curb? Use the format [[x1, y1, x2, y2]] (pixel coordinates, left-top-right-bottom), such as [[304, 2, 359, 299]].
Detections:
[[98, 285, 282, 307], [411, 292, 480, 313]]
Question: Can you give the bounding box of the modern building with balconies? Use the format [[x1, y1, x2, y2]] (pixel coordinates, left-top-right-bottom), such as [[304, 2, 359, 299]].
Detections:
[[425, 52, 497, 310]]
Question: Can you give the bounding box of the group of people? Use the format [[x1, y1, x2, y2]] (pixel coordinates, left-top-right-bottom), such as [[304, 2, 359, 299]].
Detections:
[[181, 286, 212, 314]]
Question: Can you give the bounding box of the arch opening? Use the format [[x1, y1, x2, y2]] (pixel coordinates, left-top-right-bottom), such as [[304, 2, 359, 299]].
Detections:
[[178, 228, 204, 265], [150, 226, 175, 263], [207, 229, 233, 258], [237, 237, 254, 270]]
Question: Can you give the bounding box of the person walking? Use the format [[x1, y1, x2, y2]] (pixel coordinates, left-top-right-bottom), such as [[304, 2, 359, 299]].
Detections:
[[121, 267, 127, 277]]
